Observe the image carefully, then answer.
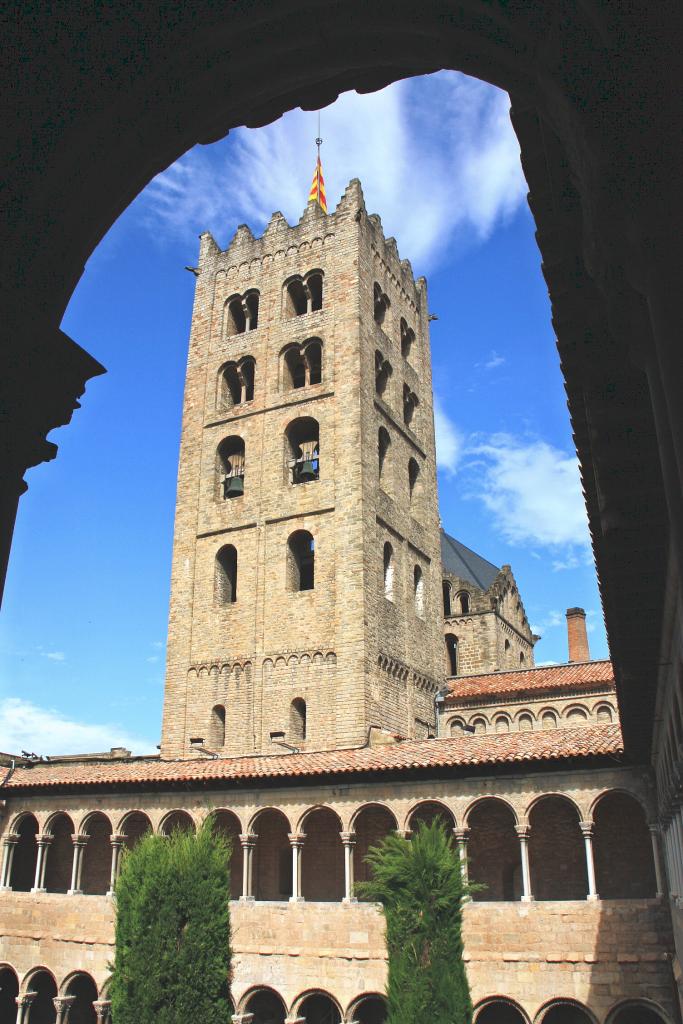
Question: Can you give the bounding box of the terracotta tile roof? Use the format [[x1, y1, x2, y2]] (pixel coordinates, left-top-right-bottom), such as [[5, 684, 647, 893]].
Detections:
[[445, 659, 615, 703], [0, 724, 623, 792]]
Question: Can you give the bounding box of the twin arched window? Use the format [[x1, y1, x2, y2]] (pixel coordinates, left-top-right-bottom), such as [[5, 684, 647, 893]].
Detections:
[[400, 317, 415, 359], [375, 350, 392, 396], [282, 338, 323, 391], [284, 271, 323, 318], [403, 384, 419, 428], [225, 291, 259, 335], [218, 357, 255, 410], [374, 282, 389, 324]]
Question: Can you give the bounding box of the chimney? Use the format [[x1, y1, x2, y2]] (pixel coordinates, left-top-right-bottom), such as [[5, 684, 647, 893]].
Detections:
[[566, 608, 590, 663]]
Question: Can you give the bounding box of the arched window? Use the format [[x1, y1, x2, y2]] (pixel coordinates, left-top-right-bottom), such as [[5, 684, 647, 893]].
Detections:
[[215, 544, 237, 604], [304, 338, 322, 384], [243, 290, 259, 330], [403, 384, 418, 427], [374, 282, 389, 324], [457, 591, 470, 614], [495, 715, 510, 734], [290, 698, 306, 741], [518, 713, 534, 732], [218, 357, 255, 410], [596, 703, 613, 723], [378, 427, 391, 484], [282, 340, 323, 390], [287, 530, 314, 591], [414, 565, 424, 617], [284, 277, 308, 317], [210, 704, 226, 747], [286, 416, 320, 484], [442, 580, 452, 616], [541, 710, 557, 730], [383, 542, 394, 601], [375, 350, 392, 396], [449, 718, 465, 736], [225, 295, 246, 335], [284, 345, 307, 389], [408, 457, 421, 504], [445, 633, 458, 675], [306, 271, 323, 311], [566, 706, 588, 725], [240, 357, 255, 400], [400, 317, 415, 359], [472, 716, 487, 734], [504, 638, 511, 652], [217, 436, 245, 499], [519, 651, 525, 665]]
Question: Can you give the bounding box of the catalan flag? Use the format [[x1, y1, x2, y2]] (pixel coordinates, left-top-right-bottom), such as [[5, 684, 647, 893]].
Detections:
[[308, 155, 328, 213]]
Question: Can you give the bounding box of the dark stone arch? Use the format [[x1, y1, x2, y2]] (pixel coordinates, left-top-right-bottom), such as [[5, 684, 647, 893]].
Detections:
[[252, 808, 291, 901], [43, 813, 74, 894], [160, 810, 195, 836], [299, 991, 342, 1024], [476, 1000, 527, 1024], [9, 814, 38, 892], [301, 807, 344, 901], [351, 995, 387, 1024], [540, 1003, 594, 1024], [608, 1002, 668, 1024], [120, 810, 153, 851], [407, 801, 455, 834], [81, 812, 112, 896], [593, 791, 657, 898], [209, 809, 243, 899], [529, 797, 587, 901], [245, 987, 287, 1024], [353, 805, 398, 888], [65, 973, 98, 1024], [0, 965, 18, 1023], [26, 970, 57, 1024], [467, 799, 520, 902]]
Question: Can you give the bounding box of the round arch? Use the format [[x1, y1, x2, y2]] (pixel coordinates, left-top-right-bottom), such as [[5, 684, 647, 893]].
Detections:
[[117, 810, 153, 850], [351, 804, 399, 890], [251, 807, 292, 901], [605, 1000, 671, 1024], [346, 993, 388, 1024], [23, 967, 58, 1023], [295, 989, 343, 1024], [159, 809, 196, 836], [591, 790, 657, 898], [79, 811, 113, 896], [208, 809, 243, 899], [524, 792, 584, 824], [0, 964, 19, 1024], [43, 812, 74, 894], [467, 798, 521, 902], [535, 1001, 598, 1024], [9, 813, 38, 892], [242, 986, 287, 1024], [405, 800, 456, 832], [475, 998, 530, 1024], [63, 972, 98, 1024], [464, 796, 519, 827], [300, 806, 344, 901], [528, 795, 587, 901]]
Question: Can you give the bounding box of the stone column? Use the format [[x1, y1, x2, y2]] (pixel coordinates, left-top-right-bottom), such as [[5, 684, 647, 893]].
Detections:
[[394, 829, 412, 840], [0, 833, 18, 889], [515, 826, 533, 902], [341, 831, 356, 902], [668, 818, 683, 897], [580, 822, 599, 901], [53, 996, 75, 1024], [69, 834, 88, 895], [93, 999, 112, 1024], [648, 824, 665, 898], [288, 832, 305, 902], [674, 807, 683, 898], [32, 833, 52, 892], [662, 819, 677, 896], [232, 1014, 255, 1024], [15, 993, 36, 1024], [453, 828, 470, 892], [107, 833, 125, 896], [239, 834, 256, 900]]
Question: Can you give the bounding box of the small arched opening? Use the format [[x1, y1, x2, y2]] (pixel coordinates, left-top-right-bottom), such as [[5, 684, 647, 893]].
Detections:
[[9, 814, 38, 892], [539, 1002, 595, 1024], [120, 811, 152, 852], [245, 988, 287, 1024], [160, 810, 196, 837], [476, 999, 528, 1024], [413, 565, 424, 617], [306, 272, 323, 312], [596, 703, 614, 723], [457, 591, 470, 614], [373, 283, 389, 325], [529, 797, 587, 900], [209, 810, 243, 900], [253, 808, 291, 901], [225, 295, 246, 335], [408, 801, 455, 834], [518, 713, 534, 732], [290, 698, 307, 742], [541, 709, 557, 730], [215, 544, 238, 604], [593, 791, 656, 898], [383, 542, 394, 601], [217, 436, 245, 500], [353, 805, 398, 889], [375, 351, 392, 397], [0, 965, 18, 1023], [408, 457, 420, 505], [65, 972, 98, 1024], [442, 579, 452, 616], [402, 384, 418, 428], [445, 633, 458, 676], [467, 799, 520, 901], [209, 704, 226, 748], [352, 995, 388, 1024], [301, 807, 344, 901], [25, 969, 58, 1024], [284, 277, 308, 317], [283, 344, 307, 390], [607, 1002, 669, 1024], [243, 290, 259, 330], [287, 530, 315, 591], [43, 813, 75, 894], [298, 991, 342, 1024], [81, 813, 112, 896], [304, 338, 323, 384], [286, 416, 320, 484], [378, 427, 390, 484], [566, 706, 588, 726], [400, 318, 415, 359], [219, 361, 242, 409]]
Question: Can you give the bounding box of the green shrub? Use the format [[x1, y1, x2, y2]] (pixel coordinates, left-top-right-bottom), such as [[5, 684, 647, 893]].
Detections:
[[110, 820, 232, 1024], [356, 819, 472, 1024]]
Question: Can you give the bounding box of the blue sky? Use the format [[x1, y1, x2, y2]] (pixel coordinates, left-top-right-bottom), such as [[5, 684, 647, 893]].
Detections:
[[0, 72, 607, 756]]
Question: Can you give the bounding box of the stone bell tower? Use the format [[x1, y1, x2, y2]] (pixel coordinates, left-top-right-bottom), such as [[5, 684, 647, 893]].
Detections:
[[160, 176, 444, 759]]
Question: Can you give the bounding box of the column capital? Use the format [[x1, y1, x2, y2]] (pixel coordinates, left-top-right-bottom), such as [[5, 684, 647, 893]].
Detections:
[[394, 829, 412, 840], [288, 832, 306, 847], [110, 833, 126, 846], [579, 821, 595, 838], [515, 825, 531, 841], [71, 833, 89, 847], [239, 833, 256, 849], [340, 831, 356, 846], [648, 822, 661, 836], [453, 827, 470, 843], [93, 999, 112, 1023], [36, 832, 54, 845], [53, 995, 76, 1020], [4, 833, 20, 845], [16, 992, 37, 1007]]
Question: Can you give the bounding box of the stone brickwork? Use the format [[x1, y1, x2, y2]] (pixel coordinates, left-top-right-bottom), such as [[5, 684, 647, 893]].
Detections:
[[161, 182, 443, 759]]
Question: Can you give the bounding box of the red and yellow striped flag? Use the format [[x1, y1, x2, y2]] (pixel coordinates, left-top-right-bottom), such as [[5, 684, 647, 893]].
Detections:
[[308, 156, 328, 213]]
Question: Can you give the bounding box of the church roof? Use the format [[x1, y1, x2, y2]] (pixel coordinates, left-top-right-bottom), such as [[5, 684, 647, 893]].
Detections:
[[445, 659, 614, 703], [440, 529, 500, 591], [0, 724, 623, 793]]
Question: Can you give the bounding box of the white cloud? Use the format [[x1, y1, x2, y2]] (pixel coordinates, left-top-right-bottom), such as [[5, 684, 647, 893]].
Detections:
[[434, 396, 464, 475], [482, 350, 506, 370], [139, 72, 526, 271], [0, 698, 156, 757], [465, 434, 591, 555], [42, 651, 65, 662], [146, 655, 159, 664]]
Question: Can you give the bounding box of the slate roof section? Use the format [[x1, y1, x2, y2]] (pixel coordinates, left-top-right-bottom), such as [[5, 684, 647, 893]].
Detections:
[[445, 659, 615, 702], [440, 529, 500, 591], [0, 724, 623, 792]]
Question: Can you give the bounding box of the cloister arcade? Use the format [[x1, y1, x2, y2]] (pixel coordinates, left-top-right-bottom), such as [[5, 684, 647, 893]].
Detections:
[[0, 789, 662, 905]]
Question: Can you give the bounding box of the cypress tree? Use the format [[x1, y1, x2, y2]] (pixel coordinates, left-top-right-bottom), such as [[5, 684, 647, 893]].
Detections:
[[356, 819, 472, 1024], [110, 819, 232, 1024]]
